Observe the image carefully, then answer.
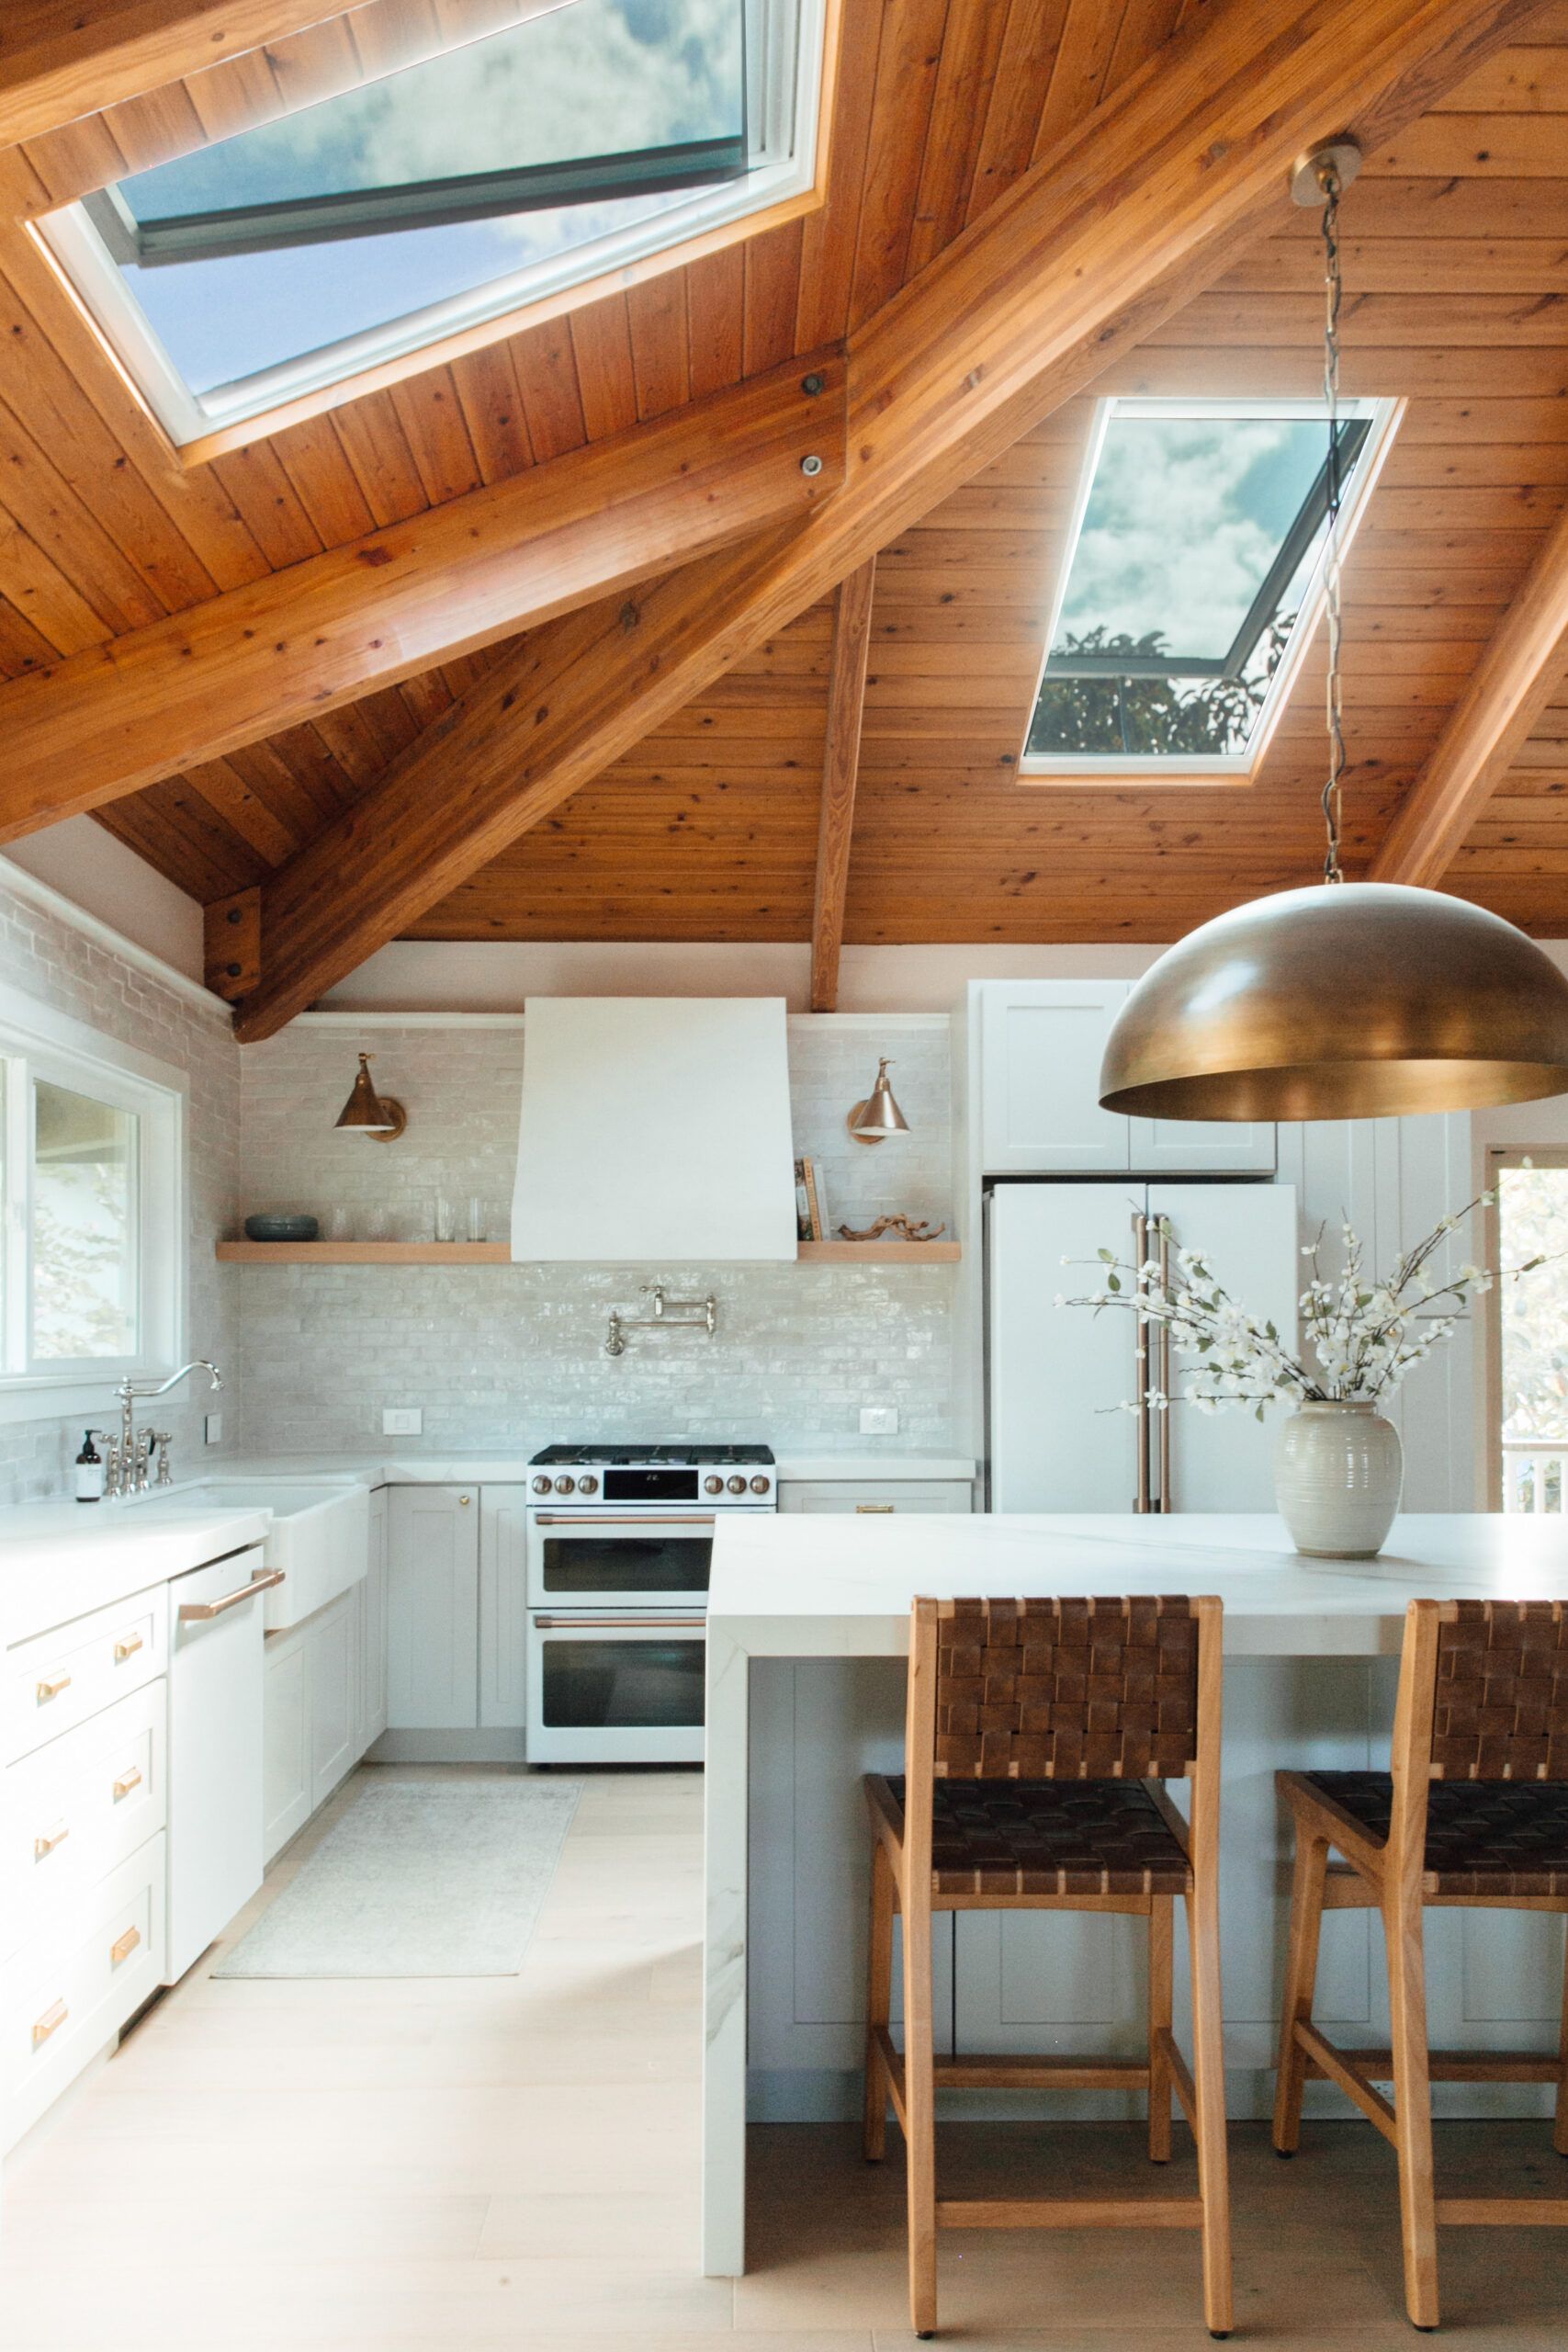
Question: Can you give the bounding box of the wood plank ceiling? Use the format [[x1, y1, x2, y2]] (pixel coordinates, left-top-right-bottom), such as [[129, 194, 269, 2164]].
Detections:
[[3, 0, 1568, 966]]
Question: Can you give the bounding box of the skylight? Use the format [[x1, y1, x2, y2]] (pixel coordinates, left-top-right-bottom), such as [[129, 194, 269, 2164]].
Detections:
[[41, 0, 824, 448], [1021, 397, 1397, 775]]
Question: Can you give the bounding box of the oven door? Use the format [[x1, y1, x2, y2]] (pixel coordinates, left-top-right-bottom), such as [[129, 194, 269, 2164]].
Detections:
[[526, 1511, 716, 1611], [526, 1614, 705, 1764]]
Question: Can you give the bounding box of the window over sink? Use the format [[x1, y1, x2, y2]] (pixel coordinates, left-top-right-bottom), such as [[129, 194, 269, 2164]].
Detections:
[[0, 985, 186, 1415]]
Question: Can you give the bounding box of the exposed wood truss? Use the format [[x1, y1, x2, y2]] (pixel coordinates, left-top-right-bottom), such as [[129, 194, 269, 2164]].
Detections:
[[1371, 496, 1568, 886], [811, 560, 877, 1013], [0, 352, 846, 842], [223, 0, 1544, 1035], [0, 1, 336, 148]]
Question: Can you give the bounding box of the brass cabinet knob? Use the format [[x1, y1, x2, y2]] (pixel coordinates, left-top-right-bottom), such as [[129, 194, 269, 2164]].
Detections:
[[112, 1632, 143, 1663], [112, 1767, 143, 1802], [110, 1926, 141, 1968], [458, 1494, 471, 1506], [35, 1672, 71, 1703], [31, 1999, 67, 2048], [33, 1821, 70, 1860]]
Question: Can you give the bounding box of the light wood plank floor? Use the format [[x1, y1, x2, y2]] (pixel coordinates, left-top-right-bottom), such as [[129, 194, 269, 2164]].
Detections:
[[2, 1764, 1564, 2348]]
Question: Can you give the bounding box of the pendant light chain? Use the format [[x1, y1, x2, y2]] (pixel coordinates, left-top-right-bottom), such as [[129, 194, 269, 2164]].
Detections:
[[1318, 159, 1347, 886]]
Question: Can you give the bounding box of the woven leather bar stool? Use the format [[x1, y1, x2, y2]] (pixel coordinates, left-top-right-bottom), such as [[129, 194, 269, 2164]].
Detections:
[[1274, 1598, 1568, 2331], [863, 1594, 1232, 2340]]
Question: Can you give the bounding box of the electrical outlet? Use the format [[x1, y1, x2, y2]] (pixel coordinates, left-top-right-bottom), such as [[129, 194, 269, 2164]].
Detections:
[[860, 1406, 898, 1436], [382, 1407, 423, 1436], [203, 1411, 223, 1445]]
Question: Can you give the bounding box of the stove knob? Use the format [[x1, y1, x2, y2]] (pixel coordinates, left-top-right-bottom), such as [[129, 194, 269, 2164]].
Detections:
[[554, 1475, 576, 1495], [727, 1475, 746, 1495], [532, 1475, 552, 1495], [576, 1474, 599, 1495], [704, 1475, 724, 1495], [750, 1476, 771, 1495]]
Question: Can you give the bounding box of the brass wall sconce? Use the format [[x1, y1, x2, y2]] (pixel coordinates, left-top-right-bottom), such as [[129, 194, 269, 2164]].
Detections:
[[847, 1057, 909, 1146], [334, 1052, 407, 1142]]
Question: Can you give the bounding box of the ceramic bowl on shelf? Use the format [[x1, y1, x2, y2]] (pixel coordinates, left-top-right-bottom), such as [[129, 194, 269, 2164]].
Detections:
[[243, 1213, 320, 1243]]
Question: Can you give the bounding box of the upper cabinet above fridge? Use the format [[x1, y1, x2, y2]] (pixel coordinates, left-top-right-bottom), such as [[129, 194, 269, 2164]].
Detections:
[[974, 981, 1276, 1177]]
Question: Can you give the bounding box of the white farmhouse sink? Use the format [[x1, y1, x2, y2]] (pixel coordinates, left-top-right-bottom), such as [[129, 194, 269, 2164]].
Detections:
[[137, 1479, 369, 1629]]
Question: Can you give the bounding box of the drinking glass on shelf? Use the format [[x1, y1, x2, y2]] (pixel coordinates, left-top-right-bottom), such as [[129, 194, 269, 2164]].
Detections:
[[434, 1195, 456, 1245], [364, 1205, 390, 1243], [467, 1195, 486, 1244], [326, 1205, 353, 1243]]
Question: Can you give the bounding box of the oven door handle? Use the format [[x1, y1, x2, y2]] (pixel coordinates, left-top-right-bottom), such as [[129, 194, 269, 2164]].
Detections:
[[534, 1615, 707, 1631], [533, 1514, 717, 1529]]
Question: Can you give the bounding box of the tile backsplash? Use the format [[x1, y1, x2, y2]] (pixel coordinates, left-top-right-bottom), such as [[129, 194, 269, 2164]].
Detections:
[[236, 1018, 956, 1455]]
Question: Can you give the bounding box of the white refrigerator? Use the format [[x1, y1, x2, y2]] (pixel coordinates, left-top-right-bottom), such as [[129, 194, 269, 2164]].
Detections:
[[987, 1181, 1300, 1514]]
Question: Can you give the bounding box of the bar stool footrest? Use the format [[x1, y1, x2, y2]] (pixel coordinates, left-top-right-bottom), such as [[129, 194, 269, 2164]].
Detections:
[[937, 2198, 1203, 2230]]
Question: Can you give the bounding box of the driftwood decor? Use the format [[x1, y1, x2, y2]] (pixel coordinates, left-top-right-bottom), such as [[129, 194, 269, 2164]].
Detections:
[[836, 1215, 947, 1244]]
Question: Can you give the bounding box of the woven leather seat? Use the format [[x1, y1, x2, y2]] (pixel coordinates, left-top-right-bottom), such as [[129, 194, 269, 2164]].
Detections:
[[874, 1772, 1191, 1896], [1298, 1769, 1568, 1898]]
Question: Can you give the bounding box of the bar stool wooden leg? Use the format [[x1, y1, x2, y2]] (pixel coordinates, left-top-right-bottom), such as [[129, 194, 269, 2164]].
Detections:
[[1553, 1919, 1568, 2161], [863, 1839, 895, 2163], [1147, 1894, 1174, 2164], [902, 1886, 938, 2336], [1383, 1894, 1439, 2330], [1272, 1830, 1330, 2155], [1187, 1883, 1234, 2338]]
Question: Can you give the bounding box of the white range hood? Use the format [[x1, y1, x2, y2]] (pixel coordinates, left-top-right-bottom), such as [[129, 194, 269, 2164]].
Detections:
[[511, 997, 798, 1261]]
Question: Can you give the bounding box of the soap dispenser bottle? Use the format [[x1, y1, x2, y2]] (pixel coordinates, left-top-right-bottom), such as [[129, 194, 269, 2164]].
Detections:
[[74, 1429, 105, 1502]]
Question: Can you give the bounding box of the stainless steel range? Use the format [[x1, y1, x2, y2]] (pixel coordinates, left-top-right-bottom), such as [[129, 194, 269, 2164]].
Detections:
[[525, 1444, 775, 1764]]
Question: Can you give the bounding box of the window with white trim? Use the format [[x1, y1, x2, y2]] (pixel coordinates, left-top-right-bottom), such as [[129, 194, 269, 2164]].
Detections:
[[1021, 396, 1400, 776], [39, 0, 825, 448], [0, 1000, 185, 1395]]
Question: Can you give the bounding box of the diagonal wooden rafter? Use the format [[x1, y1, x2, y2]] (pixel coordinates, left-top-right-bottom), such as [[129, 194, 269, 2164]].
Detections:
[[810, 560, 877, 1015], [0, 1, 336, 150], [1369, 497, 1568, 888], [221, 0, 1543, 1040], [0, 352, 845, 843]]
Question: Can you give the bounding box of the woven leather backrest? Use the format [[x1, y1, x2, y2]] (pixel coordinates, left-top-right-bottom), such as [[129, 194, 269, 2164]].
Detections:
[[1431, 1600, 1568, 1781], [932, 1596, 1200, 1781]]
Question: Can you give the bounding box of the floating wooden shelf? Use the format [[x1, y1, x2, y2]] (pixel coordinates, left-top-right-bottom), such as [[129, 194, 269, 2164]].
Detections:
[[217, 1242, 511, 1263], [218, 1239, 961, 1266], [795, 1240, 961, 1262]]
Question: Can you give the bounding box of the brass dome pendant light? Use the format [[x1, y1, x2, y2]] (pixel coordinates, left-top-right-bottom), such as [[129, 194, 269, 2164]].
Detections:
[[1099, 141, 1568, 1124]]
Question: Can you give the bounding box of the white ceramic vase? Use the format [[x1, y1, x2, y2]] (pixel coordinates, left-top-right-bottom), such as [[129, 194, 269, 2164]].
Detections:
[[1274, 1399, 1403, 1559]]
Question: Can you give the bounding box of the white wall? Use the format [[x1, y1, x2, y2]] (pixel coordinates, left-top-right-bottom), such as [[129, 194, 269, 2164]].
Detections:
[[2, 827, 205, 982]]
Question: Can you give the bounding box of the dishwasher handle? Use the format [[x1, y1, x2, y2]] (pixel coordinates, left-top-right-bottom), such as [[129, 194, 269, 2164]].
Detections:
[[178, 1566, 285, 1621]]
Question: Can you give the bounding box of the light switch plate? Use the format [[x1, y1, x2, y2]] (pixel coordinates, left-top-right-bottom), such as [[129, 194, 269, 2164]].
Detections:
[[383, 1407, 423, 1435], [860, 1406, 898, 1435], [204, 1412, 223, 1444]]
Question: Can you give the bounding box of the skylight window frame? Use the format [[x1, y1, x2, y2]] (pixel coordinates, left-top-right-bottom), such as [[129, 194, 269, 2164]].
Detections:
[[35, 0, 829, 461], [1017, 393, 1403, 785]]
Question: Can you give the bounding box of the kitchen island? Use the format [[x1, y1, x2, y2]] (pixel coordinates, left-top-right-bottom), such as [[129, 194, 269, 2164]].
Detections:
[[701, 1511, 1568, 2275]]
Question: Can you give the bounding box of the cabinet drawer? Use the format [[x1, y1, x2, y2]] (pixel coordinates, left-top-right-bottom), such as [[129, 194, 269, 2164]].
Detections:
[[5, 1587, 168, 1764], [777, 1480, 974, 1515], [2, 1834, 165, 2153], [3, 1680, 167, 1962]]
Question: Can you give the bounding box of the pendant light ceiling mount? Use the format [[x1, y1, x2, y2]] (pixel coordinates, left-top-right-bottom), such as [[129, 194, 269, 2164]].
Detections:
[[1098, 136, 1568, 1125]]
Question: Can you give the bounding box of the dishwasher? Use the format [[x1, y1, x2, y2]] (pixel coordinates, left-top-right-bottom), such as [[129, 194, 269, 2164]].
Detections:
[[165, 1544, 283, 1982]]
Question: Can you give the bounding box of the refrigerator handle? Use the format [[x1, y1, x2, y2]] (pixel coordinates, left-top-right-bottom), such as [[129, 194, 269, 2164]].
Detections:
[[1156, 1220, 1173, 1514], [1133, 1210, 1152, 1513]]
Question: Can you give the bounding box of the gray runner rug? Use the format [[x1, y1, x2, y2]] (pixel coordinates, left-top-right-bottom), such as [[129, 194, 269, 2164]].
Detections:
[[213, 1774, 581, 1978]]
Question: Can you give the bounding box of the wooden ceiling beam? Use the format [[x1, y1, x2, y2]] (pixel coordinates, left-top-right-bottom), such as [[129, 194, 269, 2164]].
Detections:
[[215, 0, 1544, 1035], [0, 352, 845, 844], [0, 1, 335, 149], [1369, 496, 1568, 887], [810, 559, 877, 1014]]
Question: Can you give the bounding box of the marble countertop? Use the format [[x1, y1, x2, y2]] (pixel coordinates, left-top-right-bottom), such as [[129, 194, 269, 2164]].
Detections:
[[2, 1495, 271, 1644], [706, 1510, 1568, 1659]]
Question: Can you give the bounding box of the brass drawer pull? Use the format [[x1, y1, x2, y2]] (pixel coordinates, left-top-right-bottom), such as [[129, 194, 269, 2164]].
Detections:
[[33, 1821, 70, 1860], [31, 1999, 68, 2049], [112, 1632, 144, 1663], [109, 1926, 141, 1968], [855, 1503, 897, 1514], [112, 1766, 143, 1801], [35, 1672, 72, 1704], [178, 1566, 284, 1621]]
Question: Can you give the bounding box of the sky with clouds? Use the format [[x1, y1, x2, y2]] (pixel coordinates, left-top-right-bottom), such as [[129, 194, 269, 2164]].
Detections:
[[1055, 415, 1331, 662], [117, 0, 743, 395]]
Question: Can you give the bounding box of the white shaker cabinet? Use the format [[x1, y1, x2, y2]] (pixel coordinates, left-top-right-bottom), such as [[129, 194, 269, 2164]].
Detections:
[[778, 1480, 973, 1516], [976, 981, 1274, 1175], [479, 1489, 530, 1728], [356, 1487, 389, 1753], [386, 1486, 479, 1730]]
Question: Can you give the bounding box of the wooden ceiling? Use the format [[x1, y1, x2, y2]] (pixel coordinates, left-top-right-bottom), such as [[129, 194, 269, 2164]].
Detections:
[[2, 0, 1568, 1015]]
